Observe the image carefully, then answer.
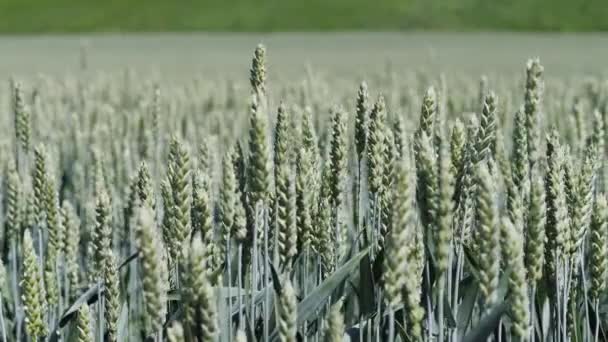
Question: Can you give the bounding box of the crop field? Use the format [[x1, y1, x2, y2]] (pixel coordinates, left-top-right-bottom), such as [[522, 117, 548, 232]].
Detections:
[[0, 33, 607, 342], [3, 33, 608, 77], [1, 1, 608, 32]]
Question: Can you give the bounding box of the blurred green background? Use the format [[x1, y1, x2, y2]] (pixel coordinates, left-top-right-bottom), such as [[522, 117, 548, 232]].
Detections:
[[1, 0, 608, 33]]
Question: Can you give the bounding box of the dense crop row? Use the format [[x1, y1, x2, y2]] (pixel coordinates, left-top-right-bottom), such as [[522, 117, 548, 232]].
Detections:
[[0, 45, 606, 341]]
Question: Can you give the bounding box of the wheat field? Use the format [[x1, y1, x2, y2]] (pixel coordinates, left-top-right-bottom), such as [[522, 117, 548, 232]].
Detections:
[[0, 35, 607, 342]]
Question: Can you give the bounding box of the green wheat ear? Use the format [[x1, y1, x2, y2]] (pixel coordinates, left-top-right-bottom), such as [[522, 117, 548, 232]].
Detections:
[[315, 172, 335, 275], [328, 106, 348, 254], [418, 86, 437, 138], [182, 235, 218, 341], [135, 205, 168, 334], [589, 195, 608, 301], [198, 139, 211, 174], [76, 304, 94, 342], [192, 169, 213, 243], [160, 178, 175, 258], [32, 144, 49, 225], [301, 106, 320, 176], [435, 130, 454, 275], [167, 136, 192, 262], [21, 229, 48, 339], [277, 278, 297, 342], [92, 189, 112, 280], [355, 82, 369, 162], [247, 92, 271, 211], [274, 102, 290, 176], [275, 143, 296, 272], [103, 251, 120, 342], [569, 143, 596, 257], [454, 116, 479, 241], [415, 130, 438, 234], [250, 44, 267, 95], [219, 149, 237, 260], [5, 167, 22, 242], [22, 192, 36, 234], [13, 81, 31, 154], [403, 241, 425, 341], [232, 189, 248, 244], [590, 109, 604, 159], [474, 162, 500, 307], [544, 130, 570, 282], [393, 145, 424, 340], [525, 167, 546, 286], [501, 217, 530, 339], [136, 112, 151, 160], [393, 116, 405, 158], [476, 91, 497, 163], [43, 173, 61, 305], [45, 175, 63, 254], [379, 128, 395, 247], [450, 119, 466, 192], [367, 96, 387, 197], [271, 102, 291, 254], [384, 153, 414, 308], [524, 58, 544, 171], [136, 161, 156, 209], [511, 107, 529, 199], [590, 109, 605, 190], [329, 106, 347, 209], [295, 147, 313, 253]]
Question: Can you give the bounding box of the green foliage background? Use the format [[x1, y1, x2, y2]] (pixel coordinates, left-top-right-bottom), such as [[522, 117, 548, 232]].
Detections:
[[2, 0, 608, 33]]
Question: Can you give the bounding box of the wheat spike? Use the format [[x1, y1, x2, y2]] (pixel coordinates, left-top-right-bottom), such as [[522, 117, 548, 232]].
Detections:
[[415, 131, 438, 233], [13, 81, 31, 154], [250, 44, 267, 95], [182, 235, 218, 341], [247, 92, 271, 226], [76, 305, 94, 342], [525, 168, 546, 285], [219, 150, 237, 260], [277, 278, 297, 342], [62, 201, 81, 300], [474, 162, 500, 306], [589, 195, 608, 300], [501, 217, 531, 339], [167, 136, 192, 261], [511, 107, 530, 200], [384, 152, 414, 307], [135, 206, 168, 333], [103, 252, 120, 342], [476, 91, 497, 163], [355, 82, 369, 162], [367, 96, 386, 197], [5, 167, 22, 242], [295, 147, 313, 252], [275, 155, 296, 272], [192, 169, 213, 243], [524, 58, 544, 171], [435, 132, 454, 275], [544, 130, 570, 283], [21, 229, 48, 338]]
